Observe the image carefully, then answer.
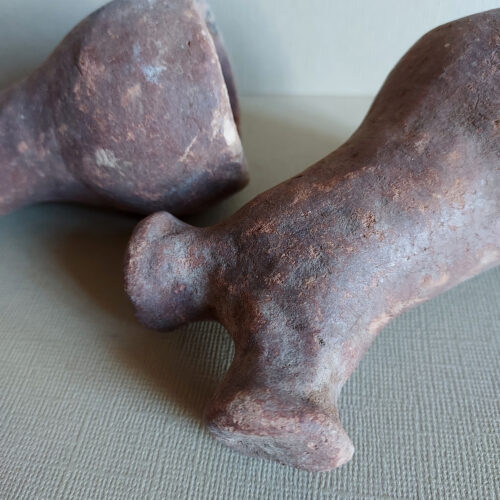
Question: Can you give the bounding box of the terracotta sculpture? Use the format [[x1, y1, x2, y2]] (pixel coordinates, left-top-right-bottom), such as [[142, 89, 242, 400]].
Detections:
[[0, 0, 247, 215], [126, 10, 499, 471]]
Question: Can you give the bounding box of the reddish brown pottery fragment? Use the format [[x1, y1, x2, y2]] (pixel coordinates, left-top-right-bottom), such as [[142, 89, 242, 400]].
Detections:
[[0, 0, 247, 215], [126, 10, 500, 471]]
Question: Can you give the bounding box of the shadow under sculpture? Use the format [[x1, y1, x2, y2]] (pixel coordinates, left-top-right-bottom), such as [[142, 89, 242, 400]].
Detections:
[[0, 0, 247, 216], [126, 10, 500, 471]]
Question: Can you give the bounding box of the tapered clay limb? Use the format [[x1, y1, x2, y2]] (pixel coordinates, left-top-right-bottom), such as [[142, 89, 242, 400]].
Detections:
[[0, 0, 247, 215], [126, 9, 500, 471]]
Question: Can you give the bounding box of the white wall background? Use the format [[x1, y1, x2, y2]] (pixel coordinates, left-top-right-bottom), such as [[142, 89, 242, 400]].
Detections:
[[0, 0, 498, 94]]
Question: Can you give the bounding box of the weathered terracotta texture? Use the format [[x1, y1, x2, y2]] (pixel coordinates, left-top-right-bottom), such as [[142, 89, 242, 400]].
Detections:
[[0, 0, 247, 215], [126, 10, 500, 471]]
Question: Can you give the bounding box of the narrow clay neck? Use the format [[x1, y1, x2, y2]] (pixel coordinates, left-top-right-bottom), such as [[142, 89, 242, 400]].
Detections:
[[0, 72, 75, 214]]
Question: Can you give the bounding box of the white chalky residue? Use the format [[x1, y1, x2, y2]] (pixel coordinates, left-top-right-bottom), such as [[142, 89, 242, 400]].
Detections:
[[95, 149, 124, 169], [480, 248, 499, 267], [223, 117, 237, 146], [210, 110, 221, 140], [179, 136, 198, 163], [142, 64, 167, 84]]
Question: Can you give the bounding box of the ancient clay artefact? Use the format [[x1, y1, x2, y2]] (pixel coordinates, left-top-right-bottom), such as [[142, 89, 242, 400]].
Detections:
[[126, 10, 500, 471], [0, 0, 247, 215]]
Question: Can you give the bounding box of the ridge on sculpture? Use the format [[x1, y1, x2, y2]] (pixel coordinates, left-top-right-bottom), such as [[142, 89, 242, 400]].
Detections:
[[0, 0, 247, 215], [126, 10, 500, 471]]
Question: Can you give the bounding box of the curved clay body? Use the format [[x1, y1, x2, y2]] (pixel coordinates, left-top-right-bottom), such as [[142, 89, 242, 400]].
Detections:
[[0, 0, 247, 215], [126, 10, 500, 471]]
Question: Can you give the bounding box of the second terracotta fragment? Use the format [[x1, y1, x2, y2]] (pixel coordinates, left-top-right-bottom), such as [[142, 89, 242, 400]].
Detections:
[[0, 0, 247, 215]]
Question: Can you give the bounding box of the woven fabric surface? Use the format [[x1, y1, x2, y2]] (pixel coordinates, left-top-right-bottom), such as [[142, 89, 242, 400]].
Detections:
[[0, 97, 498, 499]]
